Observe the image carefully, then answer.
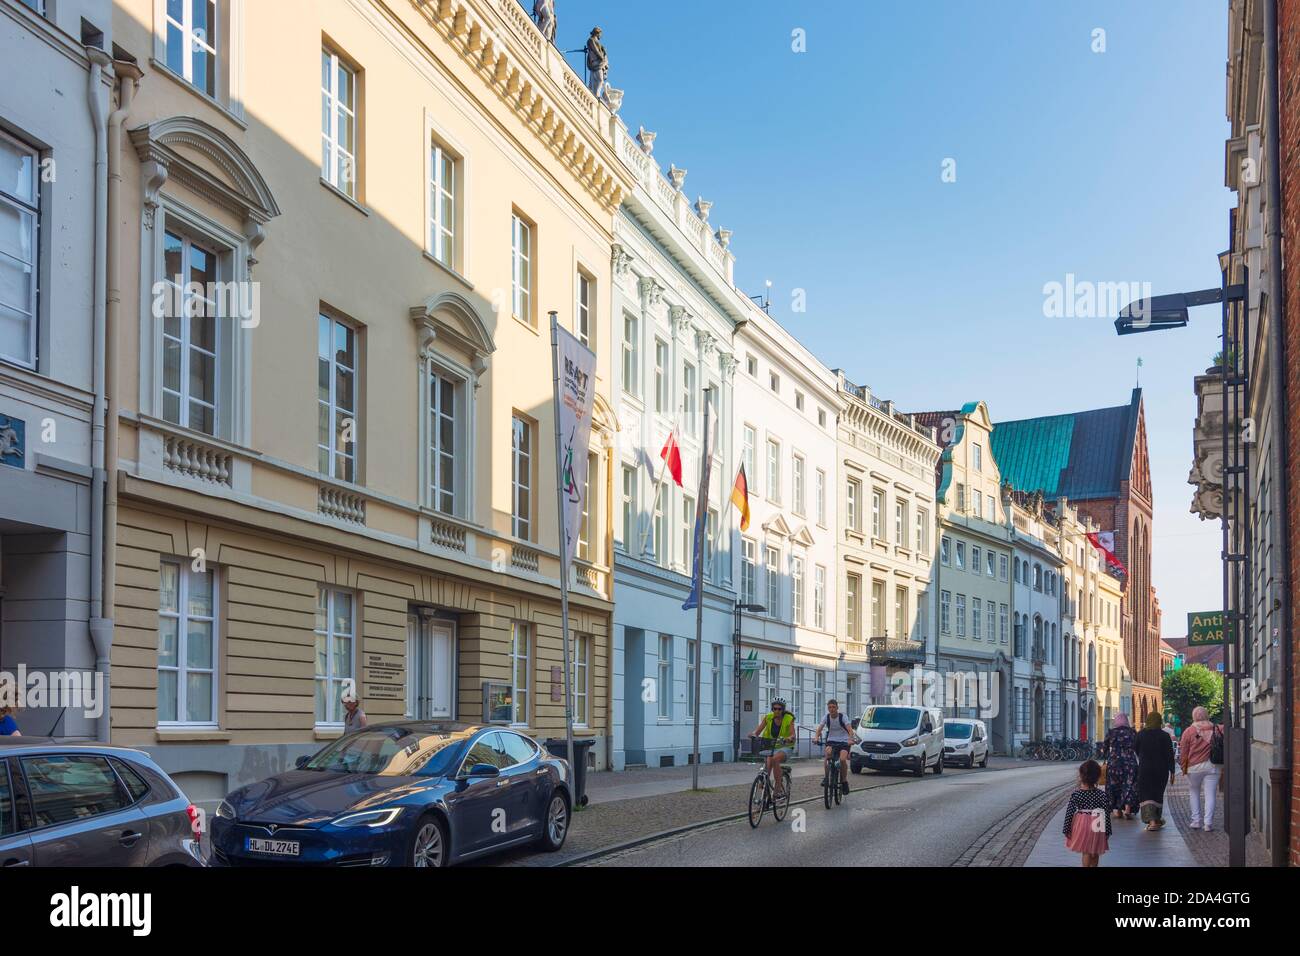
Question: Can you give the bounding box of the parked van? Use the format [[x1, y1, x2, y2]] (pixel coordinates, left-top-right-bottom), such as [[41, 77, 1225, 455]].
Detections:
[[850, 705, 945, 776], [942, 718, 990, 768]]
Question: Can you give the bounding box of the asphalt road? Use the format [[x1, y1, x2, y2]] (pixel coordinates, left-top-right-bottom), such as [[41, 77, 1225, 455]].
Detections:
[[585, 762, 1075, 867]]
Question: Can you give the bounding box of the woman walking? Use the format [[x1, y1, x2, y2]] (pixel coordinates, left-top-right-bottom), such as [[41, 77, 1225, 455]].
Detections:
[[1179, 706, 1222, 831], [1100, 713, 1139, 819], [1135, 711, 1176, 830]]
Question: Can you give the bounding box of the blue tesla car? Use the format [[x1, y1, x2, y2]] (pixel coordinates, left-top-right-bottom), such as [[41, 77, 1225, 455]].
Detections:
[[209, 721, 573, 867]]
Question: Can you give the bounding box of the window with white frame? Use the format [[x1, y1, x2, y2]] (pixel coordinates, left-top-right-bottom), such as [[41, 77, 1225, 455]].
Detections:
[[871, 579, 883, 636], [895, 499, 906, 546], [814, 670, 825, 719], [742, 425, 757, 493], [428, 137, 456, 267], [973, 489, 983, 519], [162, 230, 220, 434], [895, 585, 907, 638], [511, 213, 532, 323], [791, 669, 803, 721], [795, 390, 805, 412], [915, 507, 929, 553], [741, 538, 756, 604], [512, 414, 533, 539], [846, 479, 860, 532], [426, 366, 459, 514], [793, 455, 806, 516], [578, 451, 596, 561], [314, 587, 355, 726], [871, 489, 883, 539], [622, 312, 638, 396], [941, 536, 951, 565], [999, 554, 1009, 580], [765, 545, 781, 618], [791, 555, 805, 625], [652, 491, 666, 565], [972, 597, 981, 639], [711, 644, 722, 719], [657, 634, 672, 719], [1000, 603, 1009, 643], [956, 593, 966, 637], [167, 0, 218, 96], [766, 438, 780, 503], [621, 465, 636, 549], [986, 549, 996, 577], [681, 495, 695, 571], [705, 509, 718, 582], [158, 561, 217, 725], [956, 483, 966, 512], [321, 46, 357, 197], [818, 407, 827, 428], [940, 589, 951, 633], [317, 312, 357, 482], [572, 633, 590, 726], [816, 469, 826, 525], [686, 638, 697, 719], [0, 132, 38, 368], [814, 565, 826, 629], [654, 338, 668, 414], [761, 662, 778, 709], [845, 573, 860, 640], [915, 590, 927, 640], [955, 540, 965, 570], [746, 353, 757, 377], [972, 545, 982, 573], [683, 362, 697, 436], [510, 622, 530, 725], [845, 675, 857, 718], [972, 442, 982, 472], [769, 371, 780, 393], [575, 271, 592, 347]]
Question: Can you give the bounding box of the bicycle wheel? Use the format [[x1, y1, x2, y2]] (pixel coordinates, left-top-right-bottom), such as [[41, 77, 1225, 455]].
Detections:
[[748, 775, 767, 828], [772, 772, 791, 822], [833, 770, 843, 806], [822, 764, 832, 809]]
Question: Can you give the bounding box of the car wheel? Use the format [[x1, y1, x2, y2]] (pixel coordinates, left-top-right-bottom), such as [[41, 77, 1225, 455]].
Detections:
[[410, 814, 448, 868], [980, 750, 989, 768], [967, 755, 975, 769], [538, 790, 570, 852], [851, 762, 863, 775], [933, 754, 943, 774], [913, 754, 926, 777]]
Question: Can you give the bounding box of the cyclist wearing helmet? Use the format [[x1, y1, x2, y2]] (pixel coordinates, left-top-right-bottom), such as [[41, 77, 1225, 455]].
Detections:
[[814, 698, 859, 793], [752, 698, 795, 798]]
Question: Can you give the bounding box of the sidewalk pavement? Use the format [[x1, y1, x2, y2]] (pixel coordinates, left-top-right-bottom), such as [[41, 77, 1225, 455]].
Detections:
[[1164, 774, 1270, 867], [1025, 795, 1198, 867]]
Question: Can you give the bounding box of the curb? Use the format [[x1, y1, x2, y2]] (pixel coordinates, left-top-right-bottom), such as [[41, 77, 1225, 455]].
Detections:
[[952, 779, 1075, 866]]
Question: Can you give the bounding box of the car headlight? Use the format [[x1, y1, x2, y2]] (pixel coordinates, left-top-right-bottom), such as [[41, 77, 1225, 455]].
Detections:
[[215, 799, 236, 820], [332, 807, 405, 828], [954, 743, 969, 750], [901, 736, 919, 748]]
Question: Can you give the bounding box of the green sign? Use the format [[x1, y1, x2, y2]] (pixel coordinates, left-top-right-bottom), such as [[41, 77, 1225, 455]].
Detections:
[[1187, 611, 1225, 647]]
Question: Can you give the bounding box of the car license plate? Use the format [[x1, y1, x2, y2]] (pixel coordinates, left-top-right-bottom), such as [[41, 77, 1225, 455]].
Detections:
[[870, 753, 890, 761], [246, 837, 299, 856]]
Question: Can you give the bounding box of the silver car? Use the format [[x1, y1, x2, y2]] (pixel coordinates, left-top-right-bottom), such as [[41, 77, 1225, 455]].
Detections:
[[0, 738, 204, 867]]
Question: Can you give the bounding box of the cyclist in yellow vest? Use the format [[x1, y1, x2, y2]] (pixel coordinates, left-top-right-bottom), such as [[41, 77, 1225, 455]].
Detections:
[[751, 698, 795, 798]]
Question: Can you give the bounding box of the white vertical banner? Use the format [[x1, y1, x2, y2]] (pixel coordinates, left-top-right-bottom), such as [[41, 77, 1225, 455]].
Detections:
[[552, 317, 597, 576]]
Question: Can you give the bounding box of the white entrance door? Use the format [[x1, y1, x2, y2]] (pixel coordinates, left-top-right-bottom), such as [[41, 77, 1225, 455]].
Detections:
[[406, 613, 455, 720]]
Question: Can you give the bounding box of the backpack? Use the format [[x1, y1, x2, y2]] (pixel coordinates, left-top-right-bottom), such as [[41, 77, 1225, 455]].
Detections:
[[824, 712, 848, 733], [1209, 726, 1224, 765]]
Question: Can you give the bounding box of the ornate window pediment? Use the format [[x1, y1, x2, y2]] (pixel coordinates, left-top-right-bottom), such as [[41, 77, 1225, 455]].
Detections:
[[409, 290, 497, 374]]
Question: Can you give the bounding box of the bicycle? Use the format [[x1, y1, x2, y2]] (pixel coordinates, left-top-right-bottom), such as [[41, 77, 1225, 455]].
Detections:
[[747, 735, 793, 827], [816, 738, 856, 809]]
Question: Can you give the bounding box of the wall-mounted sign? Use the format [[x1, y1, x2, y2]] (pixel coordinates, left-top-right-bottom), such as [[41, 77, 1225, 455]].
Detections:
[[1187, 611, 1225, 647], [0, 414, 25, 469]]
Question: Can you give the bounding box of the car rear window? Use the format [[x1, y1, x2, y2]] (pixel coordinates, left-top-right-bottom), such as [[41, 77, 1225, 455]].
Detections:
[[112, 759, 152, 802], [20, 755, 130, 827]]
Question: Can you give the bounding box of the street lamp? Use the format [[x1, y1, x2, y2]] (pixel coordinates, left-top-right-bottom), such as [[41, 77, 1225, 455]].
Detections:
[[1113, 268, 1252, 867], [733, 601, 766, 761], [748, 279, 772, 314]]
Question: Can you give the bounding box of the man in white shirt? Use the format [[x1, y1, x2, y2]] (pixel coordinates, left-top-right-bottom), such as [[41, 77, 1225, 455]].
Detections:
[[814, 699, 859, 792]]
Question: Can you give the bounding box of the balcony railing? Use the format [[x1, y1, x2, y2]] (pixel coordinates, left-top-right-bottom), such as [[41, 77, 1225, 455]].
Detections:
[[868, 635, 926, 665]]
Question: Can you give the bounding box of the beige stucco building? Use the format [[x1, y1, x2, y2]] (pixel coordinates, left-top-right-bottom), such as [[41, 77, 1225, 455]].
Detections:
[[99, 0, 633, 805]]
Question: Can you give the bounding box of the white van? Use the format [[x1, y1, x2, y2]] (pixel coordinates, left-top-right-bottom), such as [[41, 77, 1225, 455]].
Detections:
[[942, 718, 990, 768], [850, 705, 945, 776]]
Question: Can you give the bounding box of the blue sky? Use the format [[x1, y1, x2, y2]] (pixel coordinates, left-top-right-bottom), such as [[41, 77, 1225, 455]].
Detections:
[[551, 0, 1228, 638]]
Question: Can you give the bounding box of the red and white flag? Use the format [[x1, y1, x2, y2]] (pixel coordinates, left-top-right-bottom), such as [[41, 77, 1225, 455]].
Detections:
[[1087, 531, 1128, 575], [659, 430, 683, 487]]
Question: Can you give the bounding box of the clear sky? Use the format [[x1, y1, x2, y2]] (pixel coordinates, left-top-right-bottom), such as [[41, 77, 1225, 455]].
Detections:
[[549, 0, 1229, 639]]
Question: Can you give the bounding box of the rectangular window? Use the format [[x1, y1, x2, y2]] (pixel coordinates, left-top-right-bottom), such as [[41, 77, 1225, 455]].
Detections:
[[816, 469, 827, 525], [895, 499, 906, 546], [686, 639, 697, 720], [746, 354, 758, 377], [972, 546, 982, 573], [791, 669, 803, 720], [845, 573, 860, 640], [711, 644, 723, 720], [765, 545, 781, 619], [791, 555, 805, 625], [511, 214, 532, 323], [761, 662, 778, 709], [814, 670, 825, 719], [162, 231, 220, 434], [572, 634, 590, 726], [427, 367, 457, 514], [510, 623, 530, 725], [955, 541, 966, 570], [0, 132, 38, 368], [317, 313, 356, 482], [915, 508, 929, 553], [941, 535, 951, 565], [769, 371, 780, 392], [622, 313, 638, 396], [999, 554, 1009, 581], [741, 538, 757, 605], [575, 271, 592, 347], [766, 439, 780, 503], [1000, 603, 1009, 644], [894, 586, 907, 638], [167, 0, 218, 96], [429, 139, 456, 267], [511, 414, 533, 539], [314, 587, 355, 726], [846, 479, 860, 532], [795, 390, 805, 412], [845, 675, 857, 718], [793, 455, 806, 516], [956, 483, 966, 512], [941, 590, 951, 634], [915, 590, 927, 640], [986, 550, 996, 577], [681, 495, 695, 571], [871, 489, 883, 539], [652, 490, 666, 565], [987, 495, 996, 523], [972, 597, 982, 639], [871, 579, 884, 636], [683, 362, 697, 436], [657, 634, 672, 719], [742, 425, 757, 493], [621, 465, 636, 550], [654, 338, 668, 413], [158, 561, 216, 725], [814, 565, 826, 629], [973, 490, 983, 520], [705, 508, 718, 582], [956, 594, 966, 637], [578, 452, 596, 561], [321, 47, 356, 196], [973, 443, 982, 472]]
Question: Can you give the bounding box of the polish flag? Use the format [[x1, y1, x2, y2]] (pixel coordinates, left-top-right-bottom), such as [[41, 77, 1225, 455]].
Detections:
[[659, 431, 683, 487], [1087, 531, 1128, 575]]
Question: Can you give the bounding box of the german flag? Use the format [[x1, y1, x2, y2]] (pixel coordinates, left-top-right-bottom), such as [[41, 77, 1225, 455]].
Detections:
[[730, 464, 750, 531]]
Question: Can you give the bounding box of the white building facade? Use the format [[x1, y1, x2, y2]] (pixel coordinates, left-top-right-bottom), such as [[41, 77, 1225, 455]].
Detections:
[[1009, 492, 1066, 746]]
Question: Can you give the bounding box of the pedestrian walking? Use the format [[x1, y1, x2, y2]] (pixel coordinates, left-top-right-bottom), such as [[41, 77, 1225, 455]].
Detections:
[[1063, 759, 1111, 867], [342, 694, 368, 734], [1135, 711, 1176, 830], [1099, 713, 1138, 819], [0, 706, 19, 736], [1178, 706, 1222, 831]]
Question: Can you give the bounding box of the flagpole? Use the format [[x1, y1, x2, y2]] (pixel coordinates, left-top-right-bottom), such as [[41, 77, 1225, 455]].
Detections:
[[641, 405, 683, 556], [549, 312, 576, 791], [691, 387, 713, 790]]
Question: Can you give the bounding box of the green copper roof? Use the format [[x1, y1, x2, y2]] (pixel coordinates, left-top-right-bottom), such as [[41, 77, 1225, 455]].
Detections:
[[991, 390, 1141, 501]]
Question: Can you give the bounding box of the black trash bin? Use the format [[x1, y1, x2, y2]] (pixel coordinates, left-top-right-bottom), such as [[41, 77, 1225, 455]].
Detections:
[[544, 738, 594, 807]]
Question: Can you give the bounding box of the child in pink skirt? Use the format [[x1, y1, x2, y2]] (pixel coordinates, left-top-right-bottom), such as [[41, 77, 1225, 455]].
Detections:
[[1062, 759, 1111, 866]]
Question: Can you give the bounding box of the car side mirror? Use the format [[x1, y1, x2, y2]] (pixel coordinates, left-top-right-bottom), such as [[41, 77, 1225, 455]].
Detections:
[[466, 763, 500, 778], [851, 718, 860, 730], [294, 755, 310, 769]]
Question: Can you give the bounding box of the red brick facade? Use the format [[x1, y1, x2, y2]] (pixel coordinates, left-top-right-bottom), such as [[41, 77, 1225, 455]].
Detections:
[[1281, 0, 1300, 870]]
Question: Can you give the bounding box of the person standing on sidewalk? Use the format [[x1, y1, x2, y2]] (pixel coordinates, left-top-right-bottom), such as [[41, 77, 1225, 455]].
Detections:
[[1178, 706, 1222, 831], [1100, 713, 1138, 819], [1135, 711, 1176, 830], [1063, 759, 1111, 867]]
